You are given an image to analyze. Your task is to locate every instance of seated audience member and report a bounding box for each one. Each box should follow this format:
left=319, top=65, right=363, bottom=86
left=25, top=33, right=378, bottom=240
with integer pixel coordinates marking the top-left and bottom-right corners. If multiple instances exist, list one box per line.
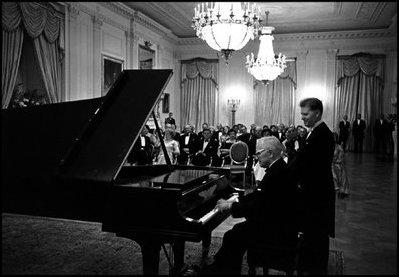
left=198, top=122, right=209, bottom=138
left=155, top=129, right=180, bottom=165
left=297, top=126, right=308, bottom=149
left=332, top=132, right=350, bottom=198
left=220, top=125, right=230, bottom=144
left=276, top=123, right=286, bottom=142
left=283, top=126, right=300, bottom=164
left=270, top=125, right=278, bottom=138
left=214, top=123, right=224, bottom=141
left=261, top=128, right=272, bottom=137
left=127, top=125, right=154, bottom=165
left=178, top=124, right=199, bottom=164
left=262, top=125, right=269, bottom=130
left=238, top=125, right=251, bottom=145
left=248, top=126, right=263, bottom=158
left=191, top=128, right=220, bottom=166
left=220, top=128, right=238, bottom=165
left=165, top=123, right=180, bottom=141
left=196, top=136, right=298, bottom=275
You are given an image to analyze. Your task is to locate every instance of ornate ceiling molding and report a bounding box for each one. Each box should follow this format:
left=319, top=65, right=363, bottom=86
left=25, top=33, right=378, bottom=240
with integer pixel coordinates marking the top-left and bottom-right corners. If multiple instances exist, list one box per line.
left=178, top=29, right=396, bottom=46
left=101, top=2, right=178, bottom=43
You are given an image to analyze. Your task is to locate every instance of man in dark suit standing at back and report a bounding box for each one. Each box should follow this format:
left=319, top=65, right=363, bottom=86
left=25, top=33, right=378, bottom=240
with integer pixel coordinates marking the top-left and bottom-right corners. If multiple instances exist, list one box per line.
left=165, top=112, right=175, bottom=126
left=373, top=113, right=389, bottom=156
left=288, top=98, right=335, bottom=275
left=338, top=115, right=350, bottom=151
left=352, top=113, right=366, bottom=153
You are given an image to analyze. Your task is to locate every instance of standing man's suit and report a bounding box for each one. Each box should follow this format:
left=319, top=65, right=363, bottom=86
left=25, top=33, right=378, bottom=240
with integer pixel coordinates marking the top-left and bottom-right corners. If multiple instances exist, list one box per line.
left=338, top=120, right=350, bottom=151
left=352, top=119, right=366, bottom=153
left=288, top=121, right=335, bottom=274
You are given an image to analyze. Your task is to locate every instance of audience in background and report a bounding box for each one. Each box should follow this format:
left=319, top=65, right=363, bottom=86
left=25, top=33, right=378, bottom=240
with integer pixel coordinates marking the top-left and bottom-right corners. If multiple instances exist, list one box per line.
left=164, top=112, right=175, bottom=126
left=283, top=126, right=300, bottom=164
left=276, top=123, right=286, bottom=142
left=198, top=122, right=209, bottom=138
left=178, top=124, right=199, bottom=165
left=237, top=125, right=250, bottom=145
left=127, top=125, right=154, bottom=165
left=220, top=128, right=238, bottom=165
left=191, top=128, right=220, bottom=166
left=155, top=129, right=180, bottom=165
left=220, top=126, right=230, bottom=144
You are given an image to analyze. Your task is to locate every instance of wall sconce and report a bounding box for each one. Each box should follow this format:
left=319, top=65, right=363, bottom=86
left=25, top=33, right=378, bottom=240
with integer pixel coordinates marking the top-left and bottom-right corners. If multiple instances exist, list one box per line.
left=227, top=99, right=240, bottom=126
left=144, top=41, right=152, bottom=48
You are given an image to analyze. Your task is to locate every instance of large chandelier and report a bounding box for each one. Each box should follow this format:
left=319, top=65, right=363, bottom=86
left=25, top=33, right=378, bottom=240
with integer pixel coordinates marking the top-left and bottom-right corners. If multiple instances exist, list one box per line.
left=246, top=11, right=287, bottom=84
left=192, top=2, right=262, bottom=62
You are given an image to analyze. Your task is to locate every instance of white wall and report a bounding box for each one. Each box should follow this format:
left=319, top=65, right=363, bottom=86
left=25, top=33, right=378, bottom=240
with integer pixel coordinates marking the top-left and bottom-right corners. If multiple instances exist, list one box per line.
left=63, top=2, right=397, bottom=133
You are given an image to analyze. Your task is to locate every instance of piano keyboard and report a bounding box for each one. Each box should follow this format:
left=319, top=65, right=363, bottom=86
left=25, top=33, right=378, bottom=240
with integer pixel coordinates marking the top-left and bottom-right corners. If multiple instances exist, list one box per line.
left=185, top=193, right=239, bottom=224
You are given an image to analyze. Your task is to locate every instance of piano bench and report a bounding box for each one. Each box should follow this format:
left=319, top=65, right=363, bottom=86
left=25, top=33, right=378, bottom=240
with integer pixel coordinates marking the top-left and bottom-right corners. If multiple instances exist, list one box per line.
left=246, top=243, right=297, bottom=275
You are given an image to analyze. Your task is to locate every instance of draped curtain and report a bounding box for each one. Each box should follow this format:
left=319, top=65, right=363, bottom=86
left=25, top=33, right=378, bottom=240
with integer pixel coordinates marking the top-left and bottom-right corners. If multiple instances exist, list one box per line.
left=2, top=2, right=62, bottom=108
left=181, top=58, right=219, bottom=132
left=334, top=54, right=385, bottom=152
left=253, top=60, right=297, bottom=126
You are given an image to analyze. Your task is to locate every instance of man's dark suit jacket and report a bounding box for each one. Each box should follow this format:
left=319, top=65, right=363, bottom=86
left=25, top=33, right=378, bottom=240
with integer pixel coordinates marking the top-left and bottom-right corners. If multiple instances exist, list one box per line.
left=178, top=133, right=199, bottom=163
left=191, top=137, right=219, bottom=166
left=127, top=135, right=153, bottom=165
left=288, top=122, right=335, bottom=238
left=338, top=120, right=350, bottom=140
left=238, top=133, right=251, bottom=145
left=275, top=132, right=286, bottom=143
left=165, top=117, right=175, bottom=125
left=352, top=119, right=366, bottom=138
left=230, top=158, right=298, bottom=245
left=373, top=119, right=389, bottom=139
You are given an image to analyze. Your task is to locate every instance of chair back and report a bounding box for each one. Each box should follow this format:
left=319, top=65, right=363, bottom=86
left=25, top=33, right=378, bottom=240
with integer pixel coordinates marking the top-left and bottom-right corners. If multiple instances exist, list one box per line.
left=229, top=141, right=248, bottom=165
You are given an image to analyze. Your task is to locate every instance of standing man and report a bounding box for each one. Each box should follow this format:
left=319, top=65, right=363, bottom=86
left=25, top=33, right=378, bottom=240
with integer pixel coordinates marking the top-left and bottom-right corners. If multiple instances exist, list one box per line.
left=373, top=113, right=388, bottom=159
left=288, top=98, right=335, bottom=275
left=164, top=112, right=176, bottom=126
left=352, top=113, right=366, bottom=153
left=338, top=115, right=351, bottom=151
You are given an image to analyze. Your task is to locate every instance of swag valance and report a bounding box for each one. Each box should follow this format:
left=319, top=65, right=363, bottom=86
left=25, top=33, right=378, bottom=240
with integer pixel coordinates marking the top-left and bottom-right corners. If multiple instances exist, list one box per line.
left=181, top=58, right=219, bottom=88
left=2, top=2, right=61, bottom=43
left=337, top=54, right=384, bottom=85
left=253, top=60, right=297, bottom=89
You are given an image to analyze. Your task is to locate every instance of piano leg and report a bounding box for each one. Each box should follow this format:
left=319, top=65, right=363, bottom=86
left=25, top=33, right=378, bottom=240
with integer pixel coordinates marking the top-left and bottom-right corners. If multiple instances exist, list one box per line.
left=171, top=241, right=185, bottom=274
left=137, top=238, right=161, bottom=275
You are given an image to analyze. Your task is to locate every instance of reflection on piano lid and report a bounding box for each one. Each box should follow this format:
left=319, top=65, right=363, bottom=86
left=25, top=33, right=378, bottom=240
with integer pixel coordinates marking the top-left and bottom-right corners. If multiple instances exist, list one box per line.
left=149, top=169, right=215, bottom=188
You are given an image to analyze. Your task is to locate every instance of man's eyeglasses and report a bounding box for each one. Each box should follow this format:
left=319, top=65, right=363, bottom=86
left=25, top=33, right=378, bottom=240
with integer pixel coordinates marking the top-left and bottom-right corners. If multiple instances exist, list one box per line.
left=254, top=148, right=267, bottom=157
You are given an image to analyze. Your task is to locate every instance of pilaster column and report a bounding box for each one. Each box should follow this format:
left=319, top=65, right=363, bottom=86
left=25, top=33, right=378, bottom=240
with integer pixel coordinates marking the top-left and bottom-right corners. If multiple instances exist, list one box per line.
left=326, top=49, right=339, bottom=130
left=92, top=15, right=102, bottom=97
left=295, top=50, right=308, bottom=126
left=66, top=3, right=80, bottom=101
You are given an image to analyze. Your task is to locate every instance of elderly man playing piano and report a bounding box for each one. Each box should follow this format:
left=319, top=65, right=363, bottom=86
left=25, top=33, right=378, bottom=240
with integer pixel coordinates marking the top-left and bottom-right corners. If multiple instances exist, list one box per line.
left=192, top=136, right=298, bottom=275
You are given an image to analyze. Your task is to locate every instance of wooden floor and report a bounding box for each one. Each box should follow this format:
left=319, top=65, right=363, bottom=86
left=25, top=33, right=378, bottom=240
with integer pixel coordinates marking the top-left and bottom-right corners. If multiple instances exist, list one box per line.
left=212, top=152, right=397, bottom=275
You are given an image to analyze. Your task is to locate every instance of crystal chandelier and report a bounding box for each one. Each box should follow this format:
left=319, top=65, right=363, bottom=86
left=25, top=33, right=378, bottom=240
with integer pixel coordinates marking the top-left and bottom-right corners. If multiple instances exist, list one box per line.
left=246, top=11, right=287, bottom=84
left=192, top=2, right=262, bottom=62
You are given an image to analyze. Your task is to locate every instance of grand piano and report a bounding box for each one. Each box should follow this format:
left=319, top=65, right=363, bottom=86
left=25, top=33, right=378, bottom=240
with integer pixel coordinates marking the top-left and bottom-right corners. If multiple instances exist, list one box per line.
left=2, top=70, right=239, bottom=275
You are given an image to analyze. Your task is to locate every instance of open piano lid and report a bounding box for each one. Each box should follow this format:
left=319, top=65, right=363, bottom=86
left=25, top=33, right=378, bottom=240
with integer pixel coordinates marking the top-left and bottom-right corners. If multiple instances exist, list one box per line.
left=57, top=69, right=173, bottom=183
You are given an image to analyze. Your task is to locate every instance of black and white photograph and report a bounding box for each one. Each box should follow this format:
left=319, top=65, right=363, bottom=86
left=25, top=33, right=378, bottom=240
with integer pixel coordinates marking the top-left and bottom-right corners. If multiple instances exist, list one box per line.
left=2, top=2, right=397, bottom=276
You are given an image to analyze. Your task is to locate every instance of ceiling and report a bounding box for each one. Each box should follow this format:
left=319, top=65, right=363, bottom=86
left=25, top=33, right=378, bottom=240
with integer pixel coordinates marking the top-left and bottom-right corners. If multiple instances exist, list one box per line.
left=123, top=2, right=397, bottom=38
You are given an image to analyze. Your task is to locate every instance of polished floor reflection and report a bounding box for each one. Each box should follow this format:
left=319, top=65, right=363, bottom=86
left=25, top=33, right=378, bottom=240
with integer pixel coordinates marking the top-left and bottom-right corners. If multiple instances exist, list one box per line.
left=212, top=152, right=397, bottom=275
